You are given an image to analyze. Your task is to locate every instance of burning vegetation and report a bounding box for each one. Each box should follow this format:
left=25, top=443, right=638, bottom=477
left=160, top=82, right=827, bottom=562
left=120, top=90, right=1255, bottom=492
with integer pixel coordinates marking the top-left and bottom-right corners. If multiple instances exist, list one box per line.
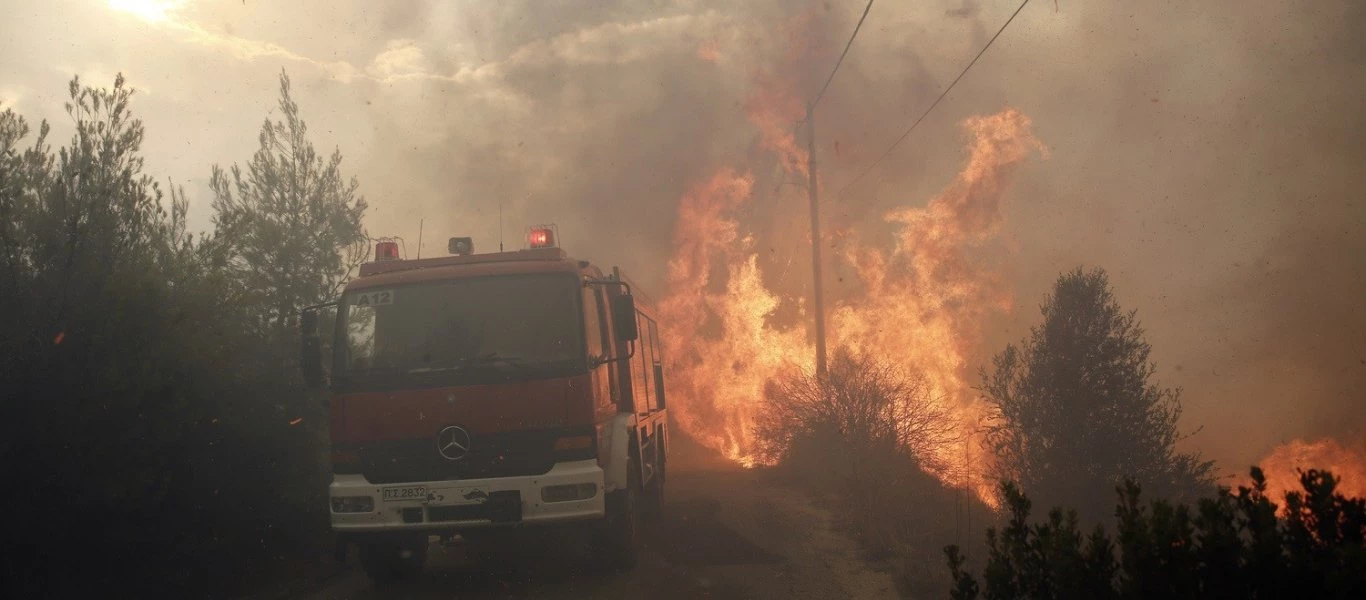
left=4, top=1, right=1365, bottom=597
left=659, top=21, right=1042, bottom=506
left=1256, top=438, right=1366, bottom=515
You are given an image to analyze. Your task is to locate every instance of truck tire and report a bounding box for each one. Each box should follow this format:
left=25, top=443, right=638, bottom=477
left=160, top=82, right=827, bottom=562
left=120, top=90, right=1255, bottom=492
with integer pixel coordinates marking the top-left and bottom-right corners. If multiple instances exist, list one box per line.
left=360, top=536, right=428, bottom=583
left=598, top=457, right=640, bottom=570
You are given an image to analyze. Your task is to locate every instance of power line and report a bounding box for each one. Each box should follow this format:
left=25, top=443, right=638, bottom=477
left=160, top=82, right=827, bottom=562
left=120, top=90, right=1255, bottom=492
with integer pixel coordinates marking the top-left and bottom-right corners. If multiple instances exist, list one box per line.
left=835, top=0, right=1032, bottom=201
left=811, top=0, right=876, bottom=111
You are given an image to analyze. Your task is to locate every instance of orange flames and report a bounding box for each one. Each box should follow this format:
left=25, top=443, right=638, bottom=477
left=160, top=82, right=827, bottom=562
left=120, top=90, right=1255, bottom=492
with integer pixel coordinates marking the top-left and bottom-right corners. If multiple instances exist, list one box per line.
left=832, top=109, right=1040, bottom=496
left=658, top=169, right=814, bottom=465
left=658, top=20, right=1042, bottom=502
left=1253, top=438, right=1366, bottom=511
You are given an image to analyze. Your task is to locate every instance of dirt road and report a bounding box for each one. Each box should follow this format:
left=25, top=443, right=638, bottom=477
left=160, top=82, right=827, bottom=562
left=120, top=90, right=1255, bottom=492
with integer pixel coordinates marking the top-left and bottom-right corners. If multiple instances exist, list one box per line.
left=291, top=443, right=897, bottom=599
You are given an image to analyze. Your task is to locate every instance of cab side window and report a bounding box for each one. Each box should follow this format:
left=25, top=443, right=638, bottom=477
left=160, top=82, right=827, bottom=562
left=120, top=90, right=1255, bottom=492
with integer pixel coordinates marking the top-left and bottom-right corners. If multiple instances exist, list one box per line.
left=650, top=319, right=665, bottom=409
left=629, top=310, right=649, bottom=412
left=638, top=314, right=657, bottom=411
left=582, top=285, right=606, bottom=361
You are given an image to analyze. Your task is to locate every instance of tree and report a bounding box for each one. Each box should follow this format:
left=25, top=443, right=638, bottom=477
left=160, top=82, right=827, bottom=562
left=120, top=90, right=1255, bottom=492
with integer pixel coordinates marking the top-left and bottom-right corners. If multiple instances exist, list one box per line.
left=210, top=69, right=367, bottom=335
left=980, top=267, right=1213, bottom=520
left=0, top=74, right=346, bottom=598
left=943, top=468, right=1366, bottom=599
left=206, top=71, right=362, bottom=561
left=0, top=74, right=226, bottom=595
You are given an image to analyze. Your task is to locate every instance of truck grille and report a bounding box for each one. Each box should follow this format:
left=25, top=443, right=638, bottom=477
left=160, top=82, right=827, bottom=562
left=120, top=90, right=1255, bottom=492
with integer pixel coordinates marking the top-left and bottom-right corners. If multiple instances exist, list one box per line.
left=357, top=429, right=564, bottom=485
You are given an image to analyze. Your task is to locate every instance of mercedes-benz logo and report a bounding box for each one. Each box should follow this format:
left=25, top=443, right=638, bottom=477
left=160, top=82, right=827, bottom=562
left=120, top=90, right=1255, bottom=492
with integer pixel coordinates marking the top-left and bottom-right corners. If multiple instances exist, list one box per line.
left=436, top=425, right=472, bottom=461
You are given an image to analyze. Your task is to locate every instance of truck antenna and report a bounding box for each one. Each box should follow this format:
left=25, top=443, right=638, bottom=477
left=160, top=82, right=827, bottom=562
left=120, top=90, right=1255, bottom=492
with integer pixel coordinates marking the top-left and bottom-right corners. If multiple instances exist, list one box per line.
left=499, top=200, right=505, bottom=252
left=416, top=218, right=424, bottom=259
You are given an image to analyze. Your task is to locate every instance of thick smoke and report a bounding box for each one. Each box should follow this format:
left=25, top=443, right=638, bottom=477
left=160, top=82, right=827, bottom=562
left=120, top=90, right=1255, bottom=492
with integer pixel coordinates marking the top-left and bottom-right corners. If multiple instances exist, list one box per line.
left=5, top=0, right=1362, bottom=475
left=353, top=0, right=1366, bottom=476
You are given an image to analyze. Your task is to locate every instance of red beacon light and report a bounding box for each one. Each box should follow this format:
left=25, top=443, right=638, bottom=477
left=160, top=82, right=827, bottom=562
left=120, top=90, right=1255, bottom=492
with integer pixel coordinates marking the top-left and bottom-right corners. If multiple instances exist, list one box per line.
left=374, top=240, right=400, bottom=262
left=527, top=225, right=558, bottom=249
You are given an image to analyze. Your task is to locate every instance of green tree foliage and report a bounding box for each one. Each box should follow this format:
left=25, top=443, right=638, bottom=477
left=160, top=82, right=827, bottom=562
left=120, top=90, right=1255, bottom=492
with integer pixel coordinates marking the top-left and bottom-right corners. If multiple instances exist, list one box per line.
left=0, top=73, right=353, bottom=597
left=0, top=77, right=200, bottom=515
left=972, top=482, right=1117, bottom=600
left=980, top=267, right=1214, bottom=520
left=210, top=69, right=367, bottom=335
left=945, top=468, right=1366, bottom=599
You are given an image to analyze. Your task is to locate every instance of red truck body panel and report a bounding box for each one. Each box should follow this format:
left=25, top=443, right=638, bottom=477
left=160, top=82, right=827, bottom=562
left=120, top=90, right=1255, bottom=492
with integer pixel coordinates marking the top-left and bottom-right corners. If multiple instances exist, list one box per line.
left=330, top=373, right=596, bottom=443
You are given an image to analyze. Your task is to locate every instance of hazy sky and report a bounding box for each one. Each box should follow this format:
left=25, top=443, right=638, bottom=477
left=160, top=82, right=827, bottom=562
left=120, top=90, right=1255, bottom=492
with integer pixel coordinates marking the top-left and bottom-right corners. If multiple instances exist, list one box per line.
left=3, top=0, right=1363, bottom=477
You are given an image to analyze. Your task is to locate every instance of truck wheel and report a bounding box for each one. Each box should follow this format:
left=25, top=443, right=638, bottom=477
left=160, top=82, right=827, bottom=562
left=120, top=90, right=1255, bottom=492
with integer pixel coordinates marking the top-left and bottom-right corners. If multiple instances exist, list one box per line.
left=360, top=536, right=428, bottom=584
left=599, top=458, right=640, bottom=570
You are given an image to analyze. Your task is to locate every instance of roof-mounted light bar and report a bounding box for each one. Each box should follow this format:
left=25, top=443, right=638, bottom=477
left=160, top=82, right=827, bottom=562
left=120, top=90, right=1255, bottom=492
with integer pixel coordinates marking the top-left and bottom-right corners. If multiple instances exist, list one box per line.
left=448, top=236, right=473, bottom=256
left=374, top=239, right=400, bottom=262
left=527, top=224, right=559, bottom=249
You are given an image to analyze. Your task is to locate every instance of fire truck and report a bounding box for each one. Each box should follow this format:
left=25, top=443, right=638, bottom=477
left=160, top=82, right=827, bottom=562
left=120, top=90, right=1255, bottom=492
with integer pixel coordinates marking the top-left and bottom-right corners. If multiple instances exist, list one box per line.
left=300, top=226, right=668, bottom=581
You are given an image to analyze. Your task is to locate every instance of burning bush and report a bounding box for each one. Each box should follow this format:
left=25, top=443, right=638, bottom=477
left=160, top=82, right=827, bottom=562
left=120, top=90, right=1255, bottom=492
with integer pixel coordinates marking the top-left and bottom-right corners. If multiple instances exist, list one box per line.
left=754, top=347, right=960, bottom=479
left=945, top=467, right=1366, bottom=599
left=755, top=349, right=989, bottom=595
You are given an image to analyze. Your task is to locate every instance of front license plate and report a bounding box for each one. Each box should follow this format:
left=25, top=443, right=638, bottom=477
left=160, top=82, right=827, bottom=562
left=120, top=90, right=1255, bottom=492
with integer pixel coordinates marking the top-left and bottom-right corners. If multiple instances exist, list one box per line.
left=382, top=485, right=427, bottom=502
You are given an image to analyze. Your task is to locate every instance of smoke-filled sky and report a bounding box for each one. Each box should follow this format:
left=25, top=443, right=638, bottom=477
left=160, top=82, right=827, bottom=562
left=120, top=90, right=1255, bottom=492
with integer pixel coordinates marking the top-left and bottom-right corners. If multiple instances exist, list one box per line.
left=3, top=0, right=1363, bottom=478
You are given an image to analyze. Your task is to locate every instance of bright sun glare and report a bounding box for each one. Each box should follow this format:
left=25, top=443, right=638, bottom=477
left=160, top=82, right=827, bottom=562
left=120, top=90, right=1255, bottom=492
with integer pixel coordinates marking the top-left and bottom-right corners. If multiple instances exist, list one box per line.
left=108, top=0, right=182, bottom=24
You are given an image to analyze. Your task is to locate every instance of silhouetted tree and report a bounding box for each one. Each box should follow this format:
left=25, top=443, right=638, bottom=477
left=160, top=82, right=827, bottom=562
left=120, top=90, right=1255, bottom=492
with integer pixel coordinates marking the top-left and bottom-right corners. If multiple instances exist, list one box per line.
left=0, top=74, right=354, bottom=598
left=0, top=75, right=223, bottom=595
left=944, top=468, right=1366, bottom=599
left=210, top=69, right=367, bottom=335
left=975, top=481, right=1118, bottom=600
left=980, top=267, right=1213, bottom=520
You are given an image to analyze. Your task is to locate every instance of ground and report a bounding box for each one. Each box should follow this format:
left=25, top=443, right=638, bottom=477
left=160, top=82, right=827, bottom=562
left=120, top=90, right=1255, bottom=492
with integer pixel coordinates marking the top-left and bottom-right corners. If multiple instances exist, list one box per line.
left=261, top=438, right=902, bottom=600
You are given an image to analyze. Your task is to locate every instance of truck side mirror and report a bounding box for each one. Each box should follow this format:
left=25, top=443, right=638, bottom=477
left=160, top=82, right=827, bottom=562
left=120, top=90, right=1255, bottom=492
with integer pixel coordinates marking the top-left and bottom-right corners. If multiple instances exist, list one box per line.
left=611, top=294, right=638, bottom=342
left=301, top=308, right=324, bottom=388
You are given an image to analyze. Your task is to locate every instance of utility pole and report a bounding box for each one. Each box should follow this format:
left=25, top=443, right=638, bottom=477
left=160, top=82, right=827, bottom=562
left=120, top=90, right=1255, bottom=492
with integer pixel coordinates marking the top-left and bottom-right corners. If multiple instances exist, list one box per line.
left=806, top=101, right=828, bottom=379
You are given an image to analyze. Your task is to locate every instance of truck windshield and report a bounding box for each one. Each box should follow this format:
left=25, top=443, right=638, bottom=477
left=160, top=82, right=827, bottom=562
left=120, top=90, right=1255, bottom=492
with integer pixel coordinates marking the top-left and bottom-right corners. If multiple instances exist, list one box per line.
left=333, top=273, right=584, bottom=388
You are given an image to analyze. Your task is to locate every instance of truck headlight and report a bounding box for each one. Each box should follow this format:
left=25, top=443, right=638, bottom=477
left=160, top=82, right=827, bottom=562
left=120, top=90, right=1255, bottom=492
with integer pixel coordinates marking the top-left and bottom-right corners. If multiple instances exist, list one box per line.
left=552, top=434, right=596, bottom=461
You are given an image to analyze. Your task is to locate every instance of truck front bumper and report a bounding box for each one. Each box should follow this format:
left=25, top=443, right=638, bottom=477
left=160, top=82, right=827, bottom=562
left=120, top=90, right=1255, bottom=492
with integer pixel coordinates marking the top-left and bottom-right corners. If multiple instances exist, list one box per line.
left=328, top=459, right=605, bottom=535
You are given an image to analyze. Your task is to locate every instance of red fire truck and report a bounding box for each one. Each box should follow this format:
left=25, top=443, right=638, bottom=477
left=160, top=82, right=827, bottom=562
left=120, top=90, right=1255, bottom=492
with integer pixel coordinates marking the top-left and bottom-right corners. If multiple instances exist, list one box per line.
left=300, top=226, right=668, bottom=581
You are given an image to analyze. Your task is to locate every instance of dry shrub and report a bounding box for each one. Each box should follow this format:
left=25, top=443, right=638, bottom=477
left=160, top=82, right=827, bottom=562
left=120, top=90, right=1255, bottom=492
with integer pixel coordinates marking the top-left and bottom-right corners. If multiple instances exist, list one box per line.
left=754, top=347, right=989, bottom=596
left=755, top=347, right=960, bottom=478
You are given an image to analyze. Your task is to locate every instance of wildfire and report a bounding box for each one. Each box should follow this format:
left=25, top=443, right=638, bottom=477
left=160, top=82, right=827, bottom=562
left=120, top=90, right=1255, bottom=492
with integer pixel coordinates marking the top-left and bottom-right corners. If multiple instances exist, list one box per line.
left=659, top=18, right=1042, bottom=503
left=658, top=170, right=813, bottom=465
left=1253, top=438, right=1366, bottom=511
left=832, top=108, right=1040, bottom=498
